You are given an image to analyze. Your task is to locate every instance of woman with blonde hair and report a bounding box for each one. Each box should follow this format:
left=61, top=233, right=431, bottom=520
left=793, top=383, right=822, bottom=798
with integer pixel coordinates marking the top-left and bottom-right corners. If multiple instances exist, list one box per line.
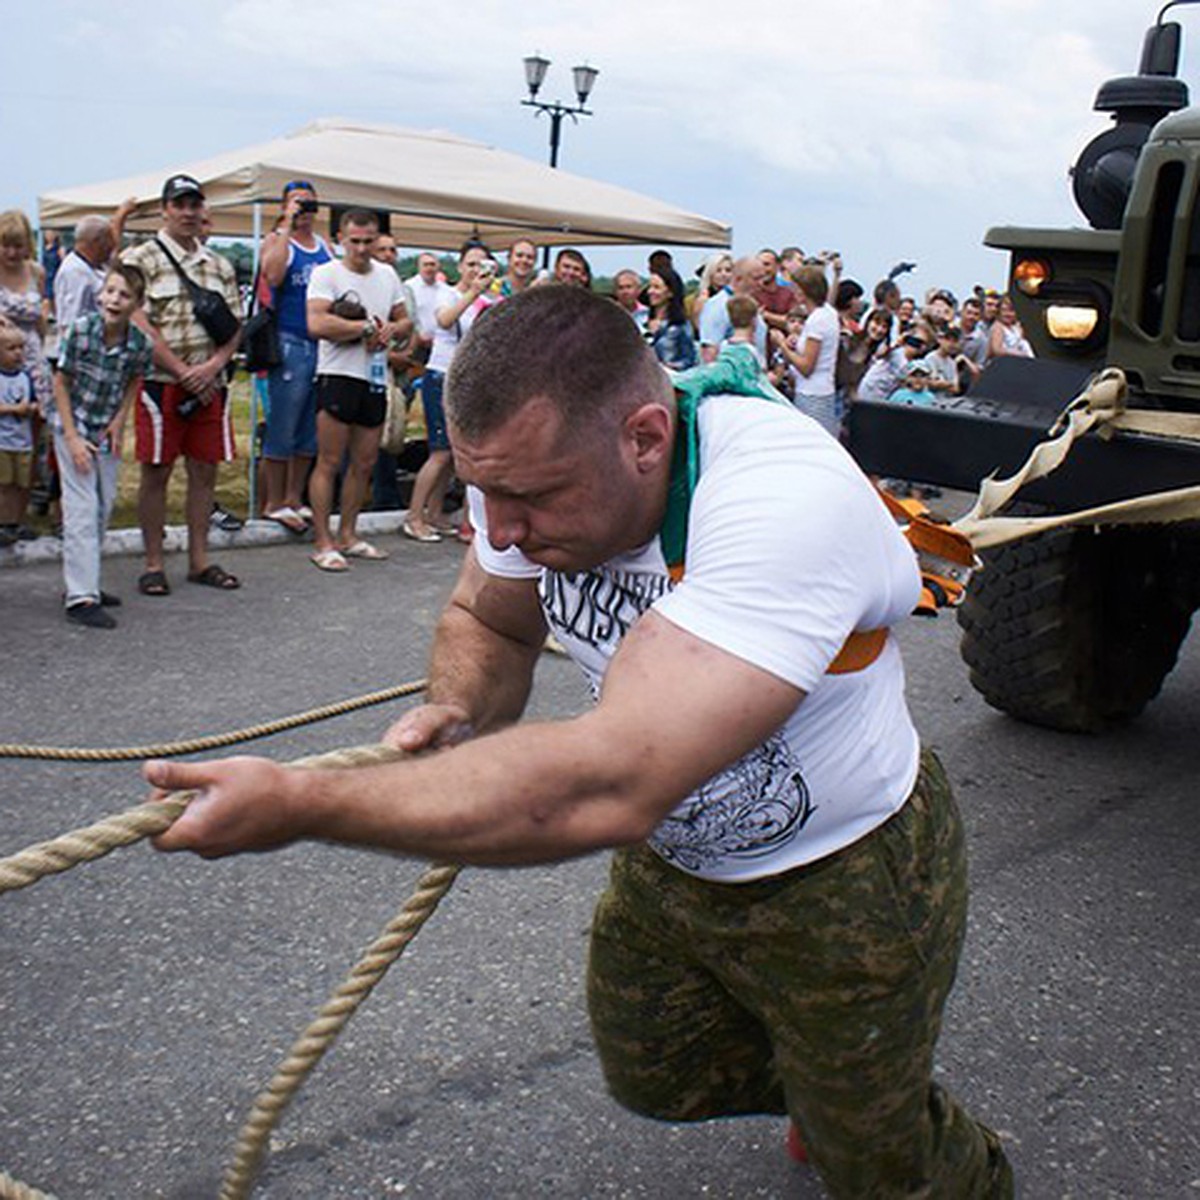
left=688, top=251, right=734, bottom=328
left=0, top=210, right=51, bottom=415
left=987, top=293, right=1034, bottom=360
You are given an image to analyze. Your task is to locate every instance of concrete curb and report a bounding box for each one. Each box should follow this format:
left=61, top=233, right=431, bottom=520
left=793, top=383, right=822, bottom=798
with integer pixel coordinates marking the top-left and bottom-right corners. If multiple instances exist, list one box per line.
left=0, top=509, right=412, bottom=569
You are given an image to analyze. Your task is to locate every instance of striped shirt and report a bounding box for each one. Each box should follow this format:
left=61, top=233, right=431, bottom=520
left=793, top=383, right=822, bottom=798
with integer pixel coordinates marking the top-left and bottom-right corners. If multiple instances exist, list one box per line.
left=122, top=232, right=242, bottom=382
left=53, top=312, right=152, bottom=443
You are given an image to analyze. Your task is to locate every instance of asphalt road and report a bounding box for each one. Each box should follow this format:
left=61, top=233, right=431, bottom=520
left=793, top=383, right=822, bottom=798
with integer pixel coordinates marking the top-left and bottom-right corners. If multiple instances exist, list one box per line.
left=1, top=534, right=1198, bottom=1199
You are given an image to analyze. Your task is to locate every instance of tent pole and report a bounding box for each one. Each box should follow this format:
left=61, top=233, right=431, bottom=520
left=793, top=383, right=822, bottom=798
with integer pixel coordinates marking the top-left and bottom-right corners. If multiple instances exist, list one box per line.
left=248, top=202, right=262, bottom=521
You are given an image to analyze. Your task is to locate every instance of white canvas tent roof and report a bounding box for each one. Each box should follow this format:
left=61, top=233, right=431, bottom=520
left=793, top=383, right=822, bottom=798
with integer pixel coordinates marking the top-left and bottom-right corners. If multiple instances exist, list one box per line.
left=38, top=118, right=731, bottom=250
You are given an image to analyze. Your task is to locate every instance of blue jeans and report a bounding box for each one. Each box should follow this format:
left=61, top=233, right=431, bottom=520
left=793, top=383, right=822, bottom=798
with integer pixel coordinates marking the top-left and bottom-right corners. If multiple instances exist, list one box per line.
left=264, top=332, right=318, bottom=459
left=420, top=370, right=450, bottom=451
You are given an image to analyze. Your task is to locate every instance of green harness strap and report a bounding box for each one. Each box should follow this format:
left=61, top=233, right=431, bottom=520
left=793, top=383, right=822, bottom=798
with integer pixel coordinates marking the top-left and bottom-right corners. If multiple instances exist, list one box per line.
left=659, top=348, right=790, bottom=578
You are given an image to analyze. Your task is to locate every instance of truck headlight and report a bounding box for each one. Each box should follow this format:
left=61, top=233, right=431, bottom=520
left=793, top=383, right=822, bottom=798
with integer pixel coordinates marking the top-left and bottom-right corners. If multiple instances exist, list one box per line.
left=1046, top=304, right=1101, bottom=341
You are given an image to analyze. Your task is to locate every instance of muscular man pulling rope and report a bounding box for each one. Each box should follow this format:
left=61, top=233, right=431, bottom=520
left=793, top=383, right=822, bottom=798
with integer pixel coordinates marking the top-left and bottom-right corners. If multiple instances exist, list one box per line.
left=147, top=287, right=1013, bottom=1199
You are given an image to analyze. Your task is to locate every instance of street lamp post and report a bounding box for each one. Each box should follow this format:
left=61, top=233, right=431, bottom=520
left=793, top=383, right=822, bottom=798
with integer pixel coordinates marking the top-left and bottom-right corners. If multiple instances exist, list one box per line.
left=522, top=55, right=599, bottom=265
left=521, top=55, right=599, bottom=168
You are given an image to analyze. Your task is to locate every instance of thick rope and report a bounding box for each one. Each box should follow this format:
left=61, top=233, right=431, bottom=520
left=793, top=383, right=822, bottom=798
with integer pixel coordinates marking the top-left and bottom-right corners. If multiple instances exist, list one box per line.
left=0, top=743, right=413, bottom=895
left=1, top=742, right=462, bottom=1200
left=0, top=1170, right=56, bottom=1200
left=219, top=861, right=460, bottom=1200
left=0, top=680, right=428, bottom=762
left=0, top=795, right=188, bottom=895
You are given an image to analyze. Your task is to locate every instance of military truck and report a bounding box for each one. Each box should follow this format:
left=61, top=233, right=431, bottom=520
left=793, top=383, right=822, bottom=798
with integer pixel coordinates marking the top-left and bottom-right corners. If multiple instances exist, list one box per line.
left=847, top=7, right=1200, bottom=732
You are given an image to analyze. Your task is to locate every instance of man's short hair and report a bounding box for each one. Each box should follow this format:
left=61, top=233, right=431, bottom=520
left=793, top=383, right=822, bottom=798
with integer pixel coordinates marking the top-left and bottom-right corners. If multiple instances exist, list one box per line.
left=874, top=279, right=901, bottom=306
left=726, top=295, right=759, bottom=330
left=793, top=265, right=829, bottom=306
left=74, top=214, right=110, bottom=245
left=447, top=287, right=666, bottom=445
left=339, top=208, right=380, bottom=232
left=835, top=279, right=863, bottom=311
left=105, top=261, right=146, bottom=304
left=555, top=247, right=589, bottom=269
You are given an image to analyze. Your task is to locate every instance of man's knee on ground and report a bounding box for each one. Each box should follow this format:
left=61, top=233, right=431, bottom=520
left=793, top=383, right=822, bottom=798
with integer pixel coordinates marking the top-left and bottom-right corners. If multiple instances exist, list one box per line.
left=603, top=1073, right=724, bottom=1124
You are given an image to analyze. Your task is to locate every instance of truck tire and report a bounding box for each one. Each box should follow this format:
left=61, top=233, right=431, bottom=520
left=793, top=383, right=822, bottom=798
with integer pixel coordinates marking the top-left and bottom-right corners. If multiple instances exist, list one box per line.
left=956, top=526, right=1197, bottom=732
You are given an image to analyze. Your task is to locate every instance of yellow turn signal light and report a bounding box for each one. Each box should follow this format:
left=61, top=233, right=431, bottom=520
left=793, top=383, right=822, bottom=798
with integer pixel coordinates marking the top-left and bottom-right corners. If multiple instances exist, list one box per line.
left=1013, top=258, right=1052, bottom=296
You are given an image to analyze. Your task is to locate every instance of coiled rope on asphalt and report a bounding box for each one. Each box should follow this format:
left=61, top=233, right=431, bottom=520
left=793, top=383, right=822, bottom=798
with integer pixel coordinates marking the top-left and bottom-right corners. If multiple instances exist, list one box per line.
left=0, top=741, right=460, bottom=1200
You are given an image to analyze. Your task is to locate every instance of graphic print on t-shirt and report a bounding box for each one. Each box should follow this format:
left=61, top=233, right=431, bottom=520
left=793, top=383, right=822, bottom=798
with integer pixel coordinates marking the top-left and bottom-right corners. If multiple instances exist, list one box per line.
left=649, top=733, right=816, bottom=871
left=539, top=567, right=670, bottom=653
left=539, top=564, right=816, bottom=868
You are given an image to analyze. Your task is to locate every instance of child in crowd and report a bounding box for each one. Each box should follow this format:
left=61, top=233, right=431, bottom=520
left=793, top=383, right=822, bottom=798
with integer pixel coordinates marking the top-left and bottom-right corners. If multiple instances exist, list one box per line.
left=857, top=328, right=931, bottom=402
left=921, top=325, right=967, bottom=396
left=767, top=306, right=806, bottom=397
left=0, top=322, right=36, bottom=546
left=51, top=263, right=151, bottom=628
left=889, top=360, right=936, bottom=407
left=723, top=295, right=767, bottom=368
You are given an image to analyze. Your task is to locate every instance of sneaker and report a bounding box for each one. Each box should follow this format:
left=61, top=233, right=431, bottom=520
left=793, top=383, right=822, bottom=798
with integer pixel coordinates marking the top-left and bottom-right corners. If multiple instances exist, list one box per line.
left=0, top=525, right=16, bottom=548
left=66, top=602, right=117, bottom=629
left=210, top=504, right=244, bottom=532
left=15, top=524, right=37, bottom=541
left=61, top=590, right=122, bottom=607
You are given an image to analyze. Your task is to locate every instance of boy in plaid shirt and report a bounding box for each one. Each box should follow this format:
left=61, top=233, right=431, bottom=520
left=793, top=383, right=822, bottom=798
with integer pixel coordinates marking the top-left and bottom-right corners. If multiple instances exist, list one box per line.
left=52, top=263, right=151, bottom=628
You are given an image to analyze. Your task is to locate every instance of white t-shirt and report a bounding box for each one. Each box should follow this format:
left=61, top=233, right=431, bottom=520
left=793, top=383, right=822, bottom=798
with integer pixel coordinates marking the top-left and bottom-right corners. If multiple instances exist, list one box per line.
left=307, top=259, right=405, bottom=381
left=469, top=395, right=922, bottom=882
left=405, top=275, right=449, bottom=339
left=857, top=345, right=906, bottom=402
left=794, top=303, right=839, bottom=396
left=428, top=289, right=495, bottom=374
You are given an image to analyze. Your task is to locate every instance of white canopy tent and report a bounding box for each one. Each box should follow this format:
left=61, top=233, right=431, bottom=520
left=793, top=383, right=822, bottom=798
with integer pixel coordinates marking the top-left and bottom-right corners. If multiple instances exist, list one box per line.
left=38, top=118, right=732, bottom=250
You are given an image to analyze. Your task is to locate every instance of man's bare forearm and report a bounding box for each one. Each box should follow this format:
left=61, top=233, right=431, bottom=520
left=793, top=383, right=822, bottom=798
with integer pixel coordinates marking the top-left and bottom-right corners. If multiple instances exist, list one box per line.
left=425, top=601, right=542, bottom=734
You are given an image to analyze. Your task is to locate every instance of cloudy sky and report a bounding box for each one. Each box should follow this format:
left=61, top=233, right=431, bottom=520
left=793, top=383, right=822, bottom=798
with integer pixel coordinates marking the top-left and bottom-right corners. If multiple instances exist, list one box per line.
left=2, top=1, right=1187, bottom=297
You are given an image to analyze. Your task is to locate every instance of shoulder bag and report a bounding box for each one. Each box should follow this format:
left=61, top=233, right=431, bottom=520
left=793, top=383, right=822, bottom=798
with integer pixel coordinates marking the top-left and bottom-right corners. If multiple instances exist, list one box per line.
left=242, top=267, right=281, bottom=372
left=155, top=236, right=241, bottom=346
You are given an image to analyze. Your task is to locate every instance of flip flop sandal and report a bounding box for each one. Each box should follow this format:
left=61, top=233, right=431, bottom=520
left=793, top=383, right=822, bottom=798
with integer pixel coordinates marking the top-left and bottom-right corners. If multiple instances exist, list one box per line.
left=402, top=520, right=442, bottom=543
left=265, top=506, right=308, bottom=535
left=310, top=548, right=350, bottom=572
left=341, top=539, right=389, bottom=560
left=138, top=570, right=171, bottom=597
left=187, top=564, right=241, bottom=590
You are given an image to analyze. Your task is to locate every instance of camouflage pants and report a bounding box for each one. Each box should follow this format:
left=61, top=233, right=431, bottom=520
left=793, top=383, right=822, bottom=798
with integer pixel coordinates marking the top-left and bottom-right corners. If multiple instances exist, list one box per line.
left=587, top=749, right=1013, bottom=1199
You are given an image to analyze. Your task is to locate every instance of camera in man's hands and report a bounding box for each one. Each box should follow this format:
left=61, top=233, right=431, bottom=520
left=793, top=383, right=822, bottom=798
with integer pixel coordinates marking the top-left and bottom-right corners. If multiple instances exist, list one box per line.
left=295, top=199, right=319, bottom=215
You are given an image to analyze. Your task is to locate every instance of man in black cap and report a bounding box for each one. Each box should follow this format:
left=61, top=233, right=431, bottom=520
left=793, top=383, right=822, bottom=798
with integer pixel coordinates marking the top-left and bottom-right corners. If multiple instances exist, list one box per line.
left=122, top=175, right=243, bottom=596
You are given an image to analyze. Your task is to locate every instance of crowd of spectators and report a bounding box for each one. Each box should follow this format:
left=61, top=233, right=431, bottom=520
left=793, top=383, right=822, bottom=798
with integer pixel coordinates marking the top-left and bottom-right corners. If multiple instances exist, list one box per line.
left=0, top=180, right=1037, bottom=628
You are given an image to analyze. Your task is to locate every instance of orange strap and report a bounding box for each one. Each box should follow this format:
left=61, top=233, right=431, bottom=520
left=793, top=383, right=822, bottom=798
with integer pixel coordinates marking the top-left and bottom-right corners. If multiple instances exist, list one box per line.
left=827, top=627, right=888, bottom=675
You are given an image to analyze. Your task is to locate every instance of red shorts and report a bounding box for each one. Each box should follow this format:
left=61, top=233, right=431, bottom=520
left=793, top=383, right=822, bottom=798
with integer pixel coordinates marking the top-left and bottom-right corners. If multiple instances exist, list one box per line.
left=136, top=381, right=237, bottom=466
